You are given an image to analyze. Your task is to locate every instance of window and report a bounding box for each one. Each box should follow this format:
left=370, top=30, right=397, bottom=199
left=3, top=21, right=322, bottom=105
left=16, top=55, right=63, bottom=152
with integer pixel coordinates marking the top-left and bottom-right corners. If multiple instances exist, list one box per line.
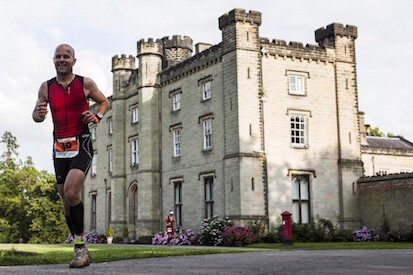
left=108, top=118, right=113, bottom=135
left=202, top=80, right=212, bottom=100
left=204, top=176, right=214, bottom=218
left=108, top=147, right=113, bottom=174
left=173, top=93, right=181, bottom=111
left=173, top=128, right=181, bottom=157
left=203, top=119, right=212, bottom=150
left=107, top=190, right=111, bottom=228
left=132, top=106, right=138, bottom=124
left=91, top=194, right=97, bottom=230
left=292, top=175, right=310, bottom=224
left=290, top=115, right=307, bottom=147
left=289, top=75, right=305, bottom=95
left=91, top=127, right=97, bottom=140
left=174, top=181, right=182, bottom=227
left=131, top=139, right=139, bottom=165
left=91, top=155, right=97, bottom=176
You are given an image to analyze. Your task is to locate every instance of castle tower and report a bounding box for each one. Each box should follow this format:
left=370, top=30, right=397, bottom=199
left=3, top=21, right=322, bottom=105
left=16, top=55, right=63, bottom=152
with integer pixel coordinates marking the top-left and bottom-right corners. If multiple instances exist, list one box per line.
left=315, top=24, right=363, bottom=229
left=112, top=54, right=135, bottom=94
left=161, top=35, right=193, bottom=68
left=135, top=38, right=163, bottom=235
left=219, top=9, right=267, bottom=225
left=110, top=54, right=136, bottom=236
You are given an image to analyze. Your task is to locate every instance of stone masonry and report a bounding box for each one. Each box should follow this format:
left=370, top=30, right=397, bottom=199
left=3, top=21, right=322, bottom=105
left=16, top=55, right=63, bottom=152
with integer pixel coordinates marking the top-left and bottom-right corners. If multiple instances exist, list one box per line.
left=83, top=8, right=413, bottom=241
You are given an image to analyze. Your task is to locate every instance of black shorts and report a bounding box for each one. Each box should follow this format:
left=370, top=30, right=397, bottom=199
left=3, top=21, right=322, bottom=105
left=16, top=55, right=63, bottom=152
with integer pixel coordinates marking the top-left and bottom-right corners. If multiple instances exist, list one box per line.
left=53, top=132, right=93, bottom=184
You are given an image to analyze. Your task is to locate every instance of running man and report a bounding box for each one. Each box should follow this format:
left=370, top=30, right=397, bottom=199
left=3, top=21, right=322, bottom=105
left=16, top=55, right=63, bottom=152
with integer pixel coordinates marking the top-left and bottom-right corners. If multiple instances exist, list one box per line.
left=32, top=44, right=109, bottom=268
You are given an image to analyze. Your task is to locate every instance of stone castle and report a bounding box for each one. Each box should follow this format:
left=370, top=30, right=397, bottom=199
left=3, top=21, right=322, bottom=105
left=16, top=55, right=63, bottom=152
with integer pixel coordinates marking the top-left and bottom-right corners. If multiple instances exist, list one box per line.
left=84, top=8, right=413, bottom=241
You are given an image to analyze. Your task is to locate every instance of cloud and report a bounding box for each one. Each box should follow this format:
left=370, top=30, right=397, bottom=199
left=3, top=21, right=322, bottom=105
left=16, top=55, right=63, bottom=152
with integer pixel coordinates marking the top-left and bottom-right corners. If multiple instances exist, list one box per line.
left=0, top=0, right=412, bottom=174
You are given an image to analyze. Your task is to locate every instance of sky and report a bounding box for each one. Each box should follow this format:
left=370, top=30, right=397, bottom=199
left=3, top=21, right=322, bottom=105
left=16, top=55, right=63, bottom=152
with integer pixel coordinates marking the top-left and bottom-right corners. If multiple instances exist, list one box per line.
left=0, top=0, right=412, bottom=173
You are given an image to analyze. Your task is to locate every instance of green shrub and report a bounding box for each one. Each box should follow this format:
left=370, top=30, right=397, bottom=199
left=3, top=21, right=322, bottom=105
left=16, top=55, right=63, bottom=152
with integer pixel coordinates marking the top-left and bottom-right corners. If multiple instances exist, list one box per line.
left=198, top=216, right=232, bottom=246
left=261, top=223, right=282, bottom=243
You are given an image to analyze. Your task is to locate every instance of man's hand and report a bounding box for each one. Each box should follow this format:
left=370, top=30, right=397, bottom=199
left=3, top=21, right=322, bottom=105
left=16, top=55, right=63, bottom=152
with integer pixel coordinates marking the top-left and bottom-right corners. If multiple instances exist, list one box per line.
left=33, top=102, right=48, bottom=122
left=81, top=110, right=100, bottom=124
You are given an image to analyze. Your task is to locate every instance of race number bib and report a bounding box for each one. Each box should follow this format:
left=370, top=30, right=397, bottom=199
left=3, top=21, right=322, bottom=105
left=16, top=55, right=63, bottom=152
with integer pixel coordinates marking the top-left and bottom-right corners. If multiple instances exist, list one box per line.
left=54, top=137, right=79, bottom=158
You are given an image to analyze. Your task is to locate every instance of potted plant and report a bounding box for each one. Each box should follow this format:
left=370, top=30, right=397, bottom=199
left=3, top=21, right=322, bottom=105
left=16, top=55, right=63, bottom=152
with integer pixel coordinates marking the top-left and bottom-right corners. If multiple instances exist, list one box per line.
left=123, top=224, right=129, bottom=244
left=107, top=225, right=113, bottom=244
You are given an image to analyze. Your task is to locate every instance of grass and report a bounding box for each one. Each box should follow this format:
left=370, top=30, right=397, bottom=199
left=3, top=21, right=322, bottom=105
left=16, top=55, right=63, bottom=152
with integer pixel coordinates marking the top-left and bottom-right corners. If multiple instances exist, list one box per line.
left=248, top=242, right=413, bottom=250
left=2, top=242, right=413, bottom=266
left=0, top=243, right=251, bottom=266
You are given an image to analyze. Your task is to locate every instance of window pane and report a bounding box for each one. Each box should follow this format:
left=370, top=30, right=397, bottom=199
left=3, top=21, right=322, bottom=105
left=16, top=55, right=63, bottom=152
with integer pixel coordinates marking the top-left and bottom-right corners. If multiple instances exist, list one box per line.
left=300, top=178, right=309, bottom=200
left=292, top=202, right=300, bottom=223
left=292, top=178, right=299, bottom=199
left=301, top=202, right=309, bottom=223
left=205, top=182, right=211, bottom=200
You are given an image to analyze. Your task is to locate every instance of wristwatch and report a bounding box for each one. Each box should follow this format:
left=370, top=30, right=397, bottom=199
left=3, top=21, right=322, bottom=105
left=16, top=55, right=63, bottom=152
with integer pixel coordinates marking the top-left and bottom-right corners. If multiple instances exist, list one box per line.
left=96, top=112, right=104, bottom=122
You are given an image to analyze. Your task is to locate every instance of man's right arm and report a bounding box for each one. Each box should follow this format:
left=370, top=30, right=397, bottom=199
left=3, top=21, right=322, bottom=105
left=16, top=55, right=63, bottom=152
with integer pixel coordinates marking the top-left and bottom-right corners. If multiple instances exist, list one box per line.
left=32, top=82, right=48, bottom=122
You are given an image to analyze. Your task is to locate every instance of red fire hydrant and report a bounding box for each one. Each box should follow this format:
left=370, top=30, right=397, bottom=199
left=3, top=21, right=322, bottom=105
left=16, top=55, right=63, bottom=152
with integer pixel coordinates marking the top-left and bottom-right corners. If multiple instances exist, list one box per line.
left=281, top=211, right=293, bottom=246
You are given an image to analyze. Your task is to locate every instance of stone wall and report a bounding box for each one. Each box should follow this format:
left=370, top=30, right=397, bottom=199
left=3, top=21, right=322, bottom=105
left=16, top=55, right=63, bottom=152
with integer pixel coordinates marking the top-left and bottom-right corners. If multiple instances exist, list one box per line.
left=358, top=173, right=413, bottom=233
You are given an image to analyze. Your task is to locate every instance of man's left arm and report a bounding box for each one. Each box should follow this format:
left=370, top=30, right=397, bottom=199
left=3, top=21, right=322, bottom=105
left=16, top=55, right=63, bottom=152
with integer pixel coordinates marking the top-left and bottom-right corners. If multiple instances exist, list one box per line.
left=82, top=77, right=110, bottom=124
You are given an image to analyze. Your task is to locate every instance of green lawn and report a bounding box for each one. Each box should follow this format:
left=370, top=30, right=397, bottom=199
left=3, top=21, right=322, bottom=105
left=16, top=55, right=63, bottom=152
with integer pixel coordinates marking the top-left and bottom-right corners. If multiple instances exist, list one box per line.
left=1, top=242, right=413, bottom=266
left=0, top=244, right=251, bottom=266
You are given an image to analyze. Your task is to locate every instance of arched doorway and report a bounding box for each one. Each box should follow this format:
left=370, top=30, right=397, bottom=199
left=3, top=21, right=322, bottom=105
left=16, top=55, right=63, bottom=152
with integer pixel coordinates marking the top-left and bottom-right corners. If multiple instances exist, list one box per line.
left=128, top=181, right=138, bottom=238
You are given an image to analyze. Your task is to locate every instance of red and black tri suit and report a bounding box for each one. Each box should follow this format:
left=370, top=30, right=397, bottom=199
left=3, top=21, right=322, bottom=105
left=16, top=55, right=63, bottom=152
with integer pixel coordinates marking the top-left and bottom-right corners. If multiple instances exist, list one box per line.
left=47, top=75, right=93, bottom=184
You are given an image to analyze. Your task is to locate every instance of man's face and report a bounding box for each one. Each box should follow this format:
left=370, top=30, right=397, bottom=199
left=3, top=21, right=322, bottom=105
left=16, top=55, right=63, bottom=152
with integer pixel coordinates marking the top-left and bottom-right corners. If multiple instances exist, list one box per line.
left=53, top=45, right=76, bottom=76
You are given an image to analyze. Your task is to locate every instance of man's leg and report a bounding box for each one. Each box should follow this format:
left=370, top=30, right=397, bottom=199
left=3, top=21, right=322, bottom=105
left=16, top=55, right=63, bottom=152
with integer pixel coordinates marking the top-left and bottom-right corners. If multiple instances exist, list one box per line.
left=64, top=168, right=90, bottom=268
left=57, top=184, right=75, bottom=238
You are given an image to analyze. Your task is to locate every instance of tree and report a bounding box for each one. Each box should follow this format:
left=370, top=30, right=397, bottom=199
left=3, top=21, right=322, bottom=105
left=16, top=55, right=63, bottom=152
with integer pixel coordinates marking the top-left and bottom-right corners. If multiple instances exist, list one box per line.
left=369, top=126, right=399, bottom=138
left=1, top=131, right=20, bottom=170
left=369, top=127, right=384, bottom=137
left=0, top=131, right=67, bottom=243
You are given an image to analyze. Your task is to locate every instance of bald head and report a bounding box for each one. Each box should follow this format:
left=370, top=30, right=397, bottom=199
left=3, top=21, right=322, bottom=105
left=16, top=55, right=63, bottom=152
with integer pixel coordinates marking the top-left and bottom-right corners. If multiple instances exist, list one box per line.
left=54, top=44, right=75, bottom=58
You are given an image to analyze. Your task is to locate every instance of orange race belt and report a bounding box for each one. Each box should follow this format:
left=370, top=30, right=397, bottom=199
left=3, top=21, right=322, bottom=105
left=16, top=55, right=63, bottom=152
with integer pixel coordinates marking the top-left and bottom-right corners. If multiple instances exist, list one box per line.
left=54, top=137, right=80, bottom=158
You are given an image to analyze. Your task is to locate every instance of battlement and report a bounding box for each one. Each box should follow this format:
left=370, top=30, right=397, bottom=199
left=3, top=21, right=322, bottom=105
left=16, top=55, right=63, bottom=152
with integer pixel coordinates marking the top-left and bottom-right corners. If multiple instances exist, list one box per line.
left=315, top=23, right=357, bottom=45
left=161, top=43, right=222, bottom=85
left=261, top=37, right=324, bottom=52
left=219, top=8, right=261, bottom=30
left=111, top=54, right=135, bottom=71
left=137, top=38, right=163, bottom=57
left=162, top=35, right=193, bottom=51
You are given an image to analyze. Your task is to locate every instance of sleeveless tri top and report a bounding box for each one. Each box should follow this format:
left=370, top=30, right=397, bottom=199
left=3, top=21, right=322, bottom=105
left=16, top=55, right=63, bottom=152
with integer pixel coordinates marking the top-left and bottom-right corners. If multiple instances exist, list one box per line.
left=47, top=75, right=89, bottom=139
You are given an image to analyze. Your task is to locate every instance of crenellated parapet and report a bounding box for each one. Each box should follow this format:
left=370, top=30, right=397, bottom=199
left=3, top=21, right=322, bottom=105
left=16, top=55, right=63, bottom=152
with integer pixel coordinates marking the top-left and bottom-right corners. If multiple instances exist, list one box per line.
left=162, top=35, right=193, bottom=51
left=315, top=23, right=357, bottom=47
left=111, top=54, right=135, bottom=72
left=161, top=43, right=222, bottom=85
left=260, top=37, right=333, bottom=64
left=161, top=35, right=193, bottom=69
left=137, top=38, right=163, bottom=57
left=218, top=8, right=261, bottom=30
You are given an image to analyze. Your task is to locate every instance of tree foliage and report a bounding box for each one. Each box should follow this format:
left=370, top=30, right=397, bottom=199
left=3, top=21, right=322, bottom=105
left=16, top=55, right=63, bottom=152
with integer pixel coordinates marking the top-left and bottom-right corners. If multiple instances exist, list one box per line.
left=0, top=131, right=67, bottom=243
left=369, top=126, right=398, bottom=138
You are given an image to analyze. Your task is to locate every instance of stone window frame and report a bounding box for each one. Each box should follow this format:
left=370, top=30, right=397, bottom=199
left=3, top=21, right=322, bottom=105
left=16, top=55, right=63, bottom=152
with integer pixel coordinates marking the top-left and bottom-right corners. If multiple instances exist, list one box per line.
left=169, top=88, right=182, bottom=112
left=107, top=117, right=113, bottom=135
left=169, top=123, right=182, bottom=158
left=199, top=113, right=214, bottom=151
left=128, top=135, right=139, bottom=166
left=170, top=177, right=184, bottom=227
left=198, top=75, right=213, bottom=102
left=287, top=109, right=311, bottom=148
left=289, top=173, right=312, bottom=224
left=89, top=191, right=97, bottom=230
left=90, top=125, right=97, bottom=140
left=286, top=70, right=310, bottom=96
left=129, top=103, right=139, bottom=124
left=107, top=145, right=113, bottom=175
left=199, top=171, right=215, bottom=219
left=91, top=151, right=97, bottom=177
